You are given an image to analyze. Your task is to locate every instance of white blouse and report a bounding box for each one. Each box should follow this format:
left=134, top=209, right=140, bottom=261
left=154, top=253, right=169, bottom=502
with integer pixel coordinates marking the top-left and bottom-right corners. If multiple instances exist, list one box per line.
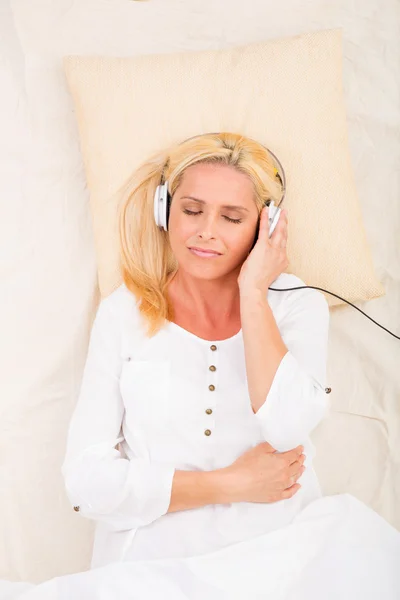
left=61, top=272, right=331, bottom=570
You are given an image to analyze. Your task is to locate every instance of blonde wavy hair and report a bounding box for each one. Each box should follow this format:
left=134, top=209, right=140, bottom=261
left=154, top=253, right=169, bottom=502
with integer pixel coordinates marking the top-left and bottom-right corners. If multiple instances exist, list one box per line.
left=117, top=132, right=283, bottom=337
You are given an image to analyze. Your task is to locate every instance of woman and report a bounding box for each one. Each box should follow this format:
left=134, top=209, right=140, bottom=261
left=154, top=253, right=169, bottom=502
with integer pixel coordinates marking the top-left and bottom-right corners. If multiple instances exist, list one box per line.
left=2, top=132, right=399, bottom=599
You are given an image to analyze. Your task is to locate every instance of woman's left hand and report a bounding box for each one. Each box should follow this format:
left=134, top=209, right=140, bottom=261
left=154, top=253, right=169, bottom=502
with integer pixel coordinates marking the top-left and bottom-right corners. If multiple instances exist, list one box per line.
left=237, top=205, right=289, bottom=296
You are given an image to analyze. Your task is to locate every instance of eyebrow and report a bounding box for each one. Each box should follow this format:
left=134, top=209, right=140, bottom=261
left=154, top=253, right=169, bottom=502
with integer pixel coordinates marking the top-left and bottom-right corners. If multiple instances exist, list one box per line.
left=179, top=196, right=250, bottom=213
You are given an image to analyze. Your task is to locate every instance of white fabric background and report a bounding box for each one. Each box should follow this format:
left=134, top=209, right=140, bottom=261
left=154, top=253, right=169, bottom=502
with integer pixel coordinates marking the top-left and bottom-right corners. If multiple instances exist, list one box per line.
left=0, top=0, right=399, bottom=585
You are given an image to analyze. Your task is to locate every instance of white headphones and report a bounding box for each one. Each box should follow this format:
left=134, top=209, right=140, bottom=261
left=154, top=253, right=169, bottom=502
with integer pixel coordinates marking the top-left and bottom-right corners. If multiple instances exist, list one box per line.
left=153, top=180, right=170, bottom=232
left=153, top=133, right=286, bottom=238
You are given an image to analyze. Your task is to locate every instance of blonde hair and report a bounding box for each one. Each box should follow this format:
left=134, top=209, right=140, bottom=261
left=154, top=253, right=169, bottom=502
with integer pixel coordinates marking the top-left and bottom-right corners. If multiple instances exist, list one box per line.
left=117, top=132, right=283, bottom=337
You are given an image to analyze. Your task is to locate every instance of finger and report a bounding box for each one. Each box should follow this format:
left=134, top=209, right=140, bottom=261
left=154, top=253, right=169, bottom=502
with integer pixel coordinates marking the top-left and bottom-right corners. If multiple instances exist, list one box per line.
left=276, top=213, right=288, bottom=242
left=281, top=446, right=304, bottom=465
left=281, top=483, right=301, bottom=500
left=288, top=454, right=305, bottom=472
left=285, top=467, right=305, bottom=489
left=279, top=208, right=288, bottom=226
left=269, top=211, right=287, bottom=247
left=283, top=467, right=302, bottom=489
left=285, top=452, right=304, bottom=468
left=279, top=215, right=288, bottom=247
left=288, top=460, right=306, bottom=478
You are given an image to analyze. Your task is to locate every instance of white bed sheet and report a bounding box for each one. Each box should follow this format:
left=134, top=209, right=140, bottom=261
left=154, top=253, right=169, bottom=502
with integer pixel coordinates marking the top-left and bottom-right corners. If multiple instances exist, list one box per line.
left=0, top=0, right=399, bottom=586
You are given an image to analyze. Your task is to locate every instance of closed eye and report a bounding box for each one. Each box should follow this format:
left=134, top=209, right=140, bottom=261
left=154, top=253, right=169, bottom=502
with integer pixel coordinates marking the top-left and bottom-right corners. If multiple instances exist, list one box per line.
left=182, top=209, right=242, bottom=224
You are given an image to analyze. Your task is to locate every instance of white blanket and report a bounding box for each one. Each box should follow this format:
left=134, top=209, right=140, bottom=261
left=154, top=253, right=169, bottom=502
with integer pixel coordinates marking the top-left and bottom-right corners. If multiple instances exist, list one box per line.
left=1, top=494, right=399, bottom=599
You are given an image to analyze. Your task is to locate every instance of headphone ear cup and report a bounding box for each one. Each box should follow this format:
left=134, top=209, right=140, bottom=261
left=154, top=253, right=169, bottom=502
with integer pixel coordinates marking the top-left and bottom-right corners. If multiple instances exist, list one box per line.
left=154, top=181, right=169, bottom=231
left=165, top=191, right=171, bottom=231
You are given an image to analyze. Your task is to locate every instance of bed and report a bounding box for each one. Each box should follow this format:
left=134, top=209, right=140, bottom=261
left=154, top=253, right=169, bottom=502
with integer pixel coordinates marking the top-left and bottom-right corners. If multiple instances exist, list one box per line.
left=0, top=0, right=399, bottom=585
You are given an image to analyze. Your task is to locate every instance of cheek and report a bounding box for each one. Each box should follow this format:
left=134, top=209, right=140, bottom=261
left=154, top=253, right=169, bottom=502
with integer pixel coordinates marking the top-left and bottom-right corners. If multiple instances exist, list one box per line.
left=167, top=215, right=193, bottom=255
left=227, top=227, right=255, bottom=256
left=169, top=214, right=191, bottom=240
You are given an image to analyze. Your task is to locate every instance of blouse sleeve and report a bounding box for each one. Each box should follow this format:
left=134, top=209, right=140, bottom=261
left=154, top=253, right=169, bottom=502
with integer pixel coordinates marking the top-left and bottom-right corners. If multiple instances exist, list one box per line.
left=252, top=285, right=331, bottom=452
left=61, top=296, right=176, bottom=532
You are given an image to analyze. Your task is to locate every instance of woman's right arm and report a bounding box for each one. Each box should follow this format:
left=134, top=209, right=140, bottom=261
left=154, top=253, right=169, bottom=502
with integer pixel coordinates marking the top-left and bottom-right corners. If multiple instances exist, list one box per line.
left=62, top=296, right=177, bottom=532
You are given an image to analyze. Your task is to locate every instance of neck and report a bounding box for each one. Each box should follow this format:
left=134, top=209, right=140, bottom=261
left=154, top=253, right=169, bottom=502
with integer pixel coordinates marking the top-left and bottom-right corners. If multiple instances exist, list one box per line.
left=167, top=268, right=242, bottom=323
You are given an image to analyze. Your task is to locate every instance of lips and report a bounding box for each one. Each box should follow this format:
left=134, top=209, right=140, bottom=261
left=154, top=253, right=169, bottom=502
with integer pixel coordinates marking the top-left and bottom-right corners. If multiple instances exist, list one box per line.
left=189, top=247, right=222, bottom=257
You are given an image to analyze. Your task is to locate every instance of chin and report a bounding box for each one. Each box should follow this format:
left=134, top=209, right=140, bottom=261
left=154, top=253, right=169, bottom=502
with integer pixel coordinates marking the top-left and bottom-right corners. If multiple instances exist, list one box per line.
left=181, top=259, right=239, bottom=282
left=187, top=266, right=222, bottom=279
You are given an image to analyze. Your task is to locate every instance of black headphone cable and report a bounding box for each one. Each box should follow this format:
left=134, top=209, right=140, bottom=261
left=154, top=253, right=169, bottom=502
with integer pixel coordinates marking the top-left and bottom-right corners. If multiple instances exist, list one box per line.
left=268, top=285, right=400, bottom=340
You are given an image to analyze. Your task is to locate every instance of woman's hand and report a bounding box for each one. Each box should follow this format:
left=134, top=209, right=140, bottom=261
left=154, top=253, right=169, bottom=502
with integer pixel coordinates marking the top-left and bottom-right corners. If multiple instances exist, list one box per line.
left=223, top=441, right=306, bottom=504
left=237, top=205, right=289, bottom=296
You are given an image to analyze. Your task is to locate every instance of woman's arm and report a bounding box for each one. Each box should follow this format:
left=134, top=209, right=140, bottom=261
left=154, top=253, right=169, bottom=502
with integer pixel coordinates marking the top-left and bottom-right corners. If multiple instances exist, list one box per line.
left=168, top=443, right=305, bottom=509
left=240, top=280, right=331, bottom=452
left=167, top=468, right=237, bottom=513
left=62, top=296, right=178, bottom=532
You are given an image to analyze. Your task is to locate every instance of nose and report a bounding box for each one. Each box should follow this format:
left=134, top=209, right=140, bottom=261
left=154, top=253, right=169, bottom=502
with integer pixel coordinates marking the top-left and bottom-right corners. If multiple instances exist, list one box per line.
left=198, top=230, right=215, bottom=240
left=197, top=212, right=218, bottom=240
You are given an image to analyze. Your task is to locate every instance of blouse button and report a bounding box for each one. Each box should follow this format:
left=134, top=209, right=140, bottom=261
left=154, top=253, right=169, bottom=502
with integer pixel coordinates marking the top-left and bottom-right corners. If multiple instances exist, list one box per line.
left=210, top=344, right=217, bottom=351
left=208, top=384, right=215, bottom=391
left=205, top=408, right=213, bottom=415
left=204, top=429, right=212, bottom=436
left=209, top=365, right=216, bottom=372
left=73, top=506, right=80, bottom=512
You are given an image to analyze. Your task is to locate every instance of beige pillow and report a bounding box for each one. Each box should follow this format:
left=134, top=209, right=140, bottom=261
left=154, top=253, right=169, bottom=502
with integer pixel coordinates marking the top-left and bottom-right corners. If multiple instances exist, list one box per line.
left=63, top=28, right=384, bottom=306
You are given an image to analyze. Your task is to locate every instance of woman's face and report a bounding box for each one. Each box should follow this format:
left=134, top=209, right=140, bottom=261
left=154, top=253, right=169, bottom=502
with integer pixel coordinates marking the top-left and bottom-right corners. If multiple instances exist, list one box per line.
left=168, top=163, right=259, bottom=280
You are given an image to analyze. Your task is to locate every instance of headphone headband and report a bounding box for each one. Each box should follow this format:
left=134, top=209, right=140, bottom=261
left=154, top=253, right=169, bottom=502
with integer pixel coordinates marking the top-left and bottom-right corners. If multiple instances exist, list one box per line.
left=154, top=132, right=286, bottom=231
